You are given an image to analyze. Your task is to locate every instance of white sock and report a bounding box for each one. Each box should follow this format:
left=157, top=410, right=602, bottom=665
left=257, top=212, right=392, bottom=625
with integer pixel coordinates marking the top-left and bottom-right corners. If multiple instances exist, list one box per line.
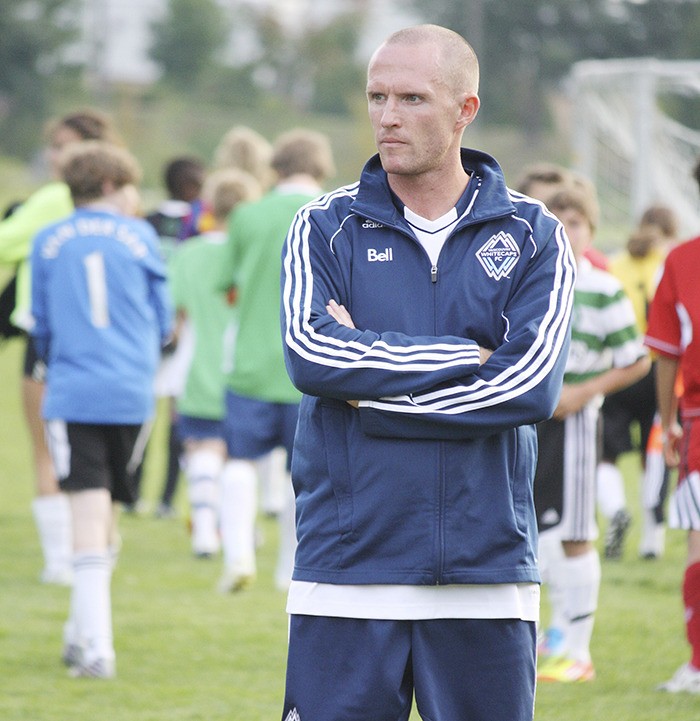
left=596, top=462, right=627, bottom=520
left=538, top=529, right=567, bottom=633
left=32, top=494, right=73, bottom=583
left=274, top=474, right=297, bottom=591
left=639, top=507, right=666, bottom=557
left=561, top=550, right=601, bottom=664
left=72, top=551, right=114, bottom=663
left=220, top=459, right=257, bottom=575
left=257, top=447, right=288, bottom=516
left=186, top=449, right=223, bottom=554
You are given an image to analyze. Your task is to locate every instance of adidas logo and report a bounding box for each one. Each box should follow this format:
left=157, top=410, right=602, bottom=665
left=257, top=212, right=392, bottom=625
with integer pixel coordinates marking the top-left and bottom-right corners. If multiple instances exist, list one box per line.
left=362, top=219, right=383, bottom=228
left=284, top=708, right=301, bottom=721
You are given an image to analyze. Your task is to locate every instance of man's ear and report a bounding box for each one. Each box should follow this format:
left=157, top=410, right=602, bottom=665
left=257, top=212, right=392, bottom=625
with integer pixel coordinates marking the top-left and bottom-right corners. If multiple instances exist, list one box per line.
left=457, top=94, right=480, bottom=130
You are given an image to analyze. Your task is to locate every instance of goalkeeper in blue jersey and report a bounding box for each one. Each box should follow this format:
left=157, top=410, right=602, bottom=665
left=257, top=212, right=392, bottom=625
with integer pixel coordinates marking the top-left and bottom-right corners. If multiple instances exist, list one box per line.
left=30, top=141, right=174, bottom=679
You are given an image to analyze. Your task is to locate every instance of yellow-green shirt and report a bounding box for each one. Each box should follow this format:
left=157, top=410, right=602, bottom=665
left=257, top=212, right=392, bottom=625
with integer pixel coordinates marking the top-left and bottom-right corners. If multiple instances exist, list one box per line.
left=0, top=182, right=73, bottom=330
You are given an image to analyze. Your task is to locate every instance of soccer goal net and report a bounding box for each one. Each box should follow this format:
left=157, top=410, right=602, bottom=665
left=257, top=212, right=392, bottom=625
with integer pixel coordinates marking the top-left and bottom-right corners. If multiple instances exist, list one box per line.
left=569, top=58, right=700, bottom=244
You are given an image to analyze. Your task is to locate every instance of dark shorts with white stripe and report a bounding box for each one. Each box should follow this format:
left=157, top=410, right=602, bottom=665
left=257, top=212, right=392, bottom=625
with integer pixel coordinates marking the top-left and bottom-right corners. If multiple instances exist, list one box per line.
left=45, top=420, right=146, bottom=504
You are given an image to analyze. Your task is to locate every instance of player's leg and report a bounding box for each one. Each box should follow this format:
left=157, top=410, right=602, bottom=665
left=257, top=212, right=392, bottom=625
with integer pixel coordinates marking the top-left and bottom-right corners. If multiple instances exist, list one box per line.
left=533, top=418, right=566, bottom=659
left=274, top=403, right=301, bottom=591
left=282, top=615, right=413, bottom=721
left=25, top=341, right=72, bottom=585
left=659, top=419, right=700, bottom=693
left=597, top=393, right=633, bottom=560
left=537, top=527, right=566, bottom=658
left=640, top=415, right=668, bottom=558
left=257, top=446, right=288, bottom=517
left=413, top=618, right=536, bottom=721
left=179, top=416, right=225, bottom=557
left=69, top=485, right=115, bottom=678
left=220, top=391, right=271, bottom=591
left=219, top=391, right=264, bottom=593
left=58, top=422, right=142, bottom=679
left=539, top=408, right=599, bottom=682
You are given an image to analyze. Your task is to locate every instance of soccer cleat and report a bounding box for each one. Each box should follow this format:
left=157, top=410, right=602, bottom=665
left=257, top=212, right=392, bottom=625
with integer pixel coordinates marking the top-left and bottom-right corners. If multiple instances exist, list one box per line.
left=639, top=524, right=666, bottom=560
left=191, top=521, right=221, bottom=559
left=69, top=657, right=116, bottom=679
left=153, top=502, right=177, bottom=519
left=218, top=569, right=255, bottom=594
left=40, top=566, right=73, bottom=586
left=537, top=627, right=565, bottom=660
left=537, top=656, right=595, bottom=683
left=657, top=663, right=700, bottom=693
left=61, top=643, right=84, bottom=668
left=604, top=509, right=632, bottom=559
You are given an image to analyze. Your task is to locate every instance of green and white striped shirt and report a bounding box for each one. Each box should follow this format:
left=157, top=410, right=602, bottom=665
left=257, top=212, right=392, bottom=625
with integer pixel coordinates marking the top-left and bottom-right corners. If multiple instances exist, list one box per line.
left=565, top=258, right=646, bottom=385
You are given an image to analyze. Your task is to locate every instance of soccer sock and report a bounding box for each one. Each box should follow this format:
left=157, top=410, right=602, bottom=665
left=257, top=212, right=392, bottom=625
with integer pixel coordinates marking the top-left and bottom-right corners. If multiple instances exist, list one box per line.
left=596, top=462, right=627, bottom=520
left=220, top=459, right=258, bottom=575
left=560, top=549, right=601, bottom=664
left=538, top=529, right=567, bottom=635
left=257, top=447, right=288, bottom=516
left=639, top=507, right=665, bottom=557
left=683, top=562, right=700, bottom=669
left=274, top=473, right=297, bottom=591
left=72, top=550, right=114, bottom=663
left=32, top=494, right=73, bottom=583
left=186, top=449, right=223, bottom=553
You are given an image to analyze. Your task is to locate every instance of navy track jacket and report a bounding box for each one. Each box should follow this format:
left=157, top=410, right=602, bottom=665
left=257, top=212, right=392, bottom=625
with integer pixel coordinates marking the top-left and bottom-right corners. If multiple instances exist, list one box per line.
left=282, top=148, right=576, bottom=586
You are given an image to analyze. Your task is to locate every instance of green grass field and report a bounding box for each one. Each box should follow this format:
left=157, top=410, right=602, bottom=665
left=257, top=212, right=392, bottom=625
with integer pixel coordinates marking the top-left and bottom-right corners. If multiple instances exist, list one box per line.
left=0, top=334, right=698, bottom=720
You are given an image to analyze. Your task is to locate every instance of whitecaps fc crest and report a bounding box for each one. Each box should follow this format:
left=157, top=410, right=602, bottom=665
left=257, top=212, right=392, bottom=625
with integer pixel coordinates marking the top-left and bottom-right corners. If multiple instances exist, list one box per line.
left=475, top=231, right=520, bottom=280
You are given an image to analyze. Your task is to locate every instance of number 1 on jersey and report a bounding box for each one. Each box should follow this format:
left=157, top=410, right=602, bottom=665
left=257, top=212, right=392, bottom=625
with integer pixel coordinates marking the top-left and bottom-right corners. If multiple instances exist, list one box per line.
left=83, top=251, right=110, bottom=328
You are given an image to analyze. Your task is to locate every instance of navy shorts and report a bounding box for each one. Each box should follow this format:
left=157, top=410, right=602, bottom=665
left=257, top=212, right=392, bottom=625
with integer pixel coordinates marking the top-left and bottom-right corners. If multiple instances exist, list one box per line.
left=224, top=390, right=299, bottom=469
left=44, top=420, right=146, bottom=505
left=177, top=414, right=225, bottom=442
left=282, top=615, right=536, bottom=721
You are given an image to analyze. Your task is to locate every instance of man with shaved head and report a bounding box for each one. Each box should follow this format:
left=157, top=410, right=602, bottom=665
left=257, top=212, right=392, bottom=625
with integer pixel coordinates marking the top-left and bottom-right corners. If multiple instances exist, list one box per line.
left=279, top=24, right=575, bottom=720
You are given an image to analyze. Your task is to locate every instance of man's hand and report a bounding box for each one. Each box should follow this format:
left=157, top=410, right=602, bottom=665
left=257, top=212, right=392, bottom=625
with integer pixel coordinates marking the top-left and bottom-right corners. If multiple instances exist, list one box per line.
left=479, top=346, right=493, bottom=365
left=327, top=299, right=355, bottom=329
left=327, top=299, right=358, bottom=407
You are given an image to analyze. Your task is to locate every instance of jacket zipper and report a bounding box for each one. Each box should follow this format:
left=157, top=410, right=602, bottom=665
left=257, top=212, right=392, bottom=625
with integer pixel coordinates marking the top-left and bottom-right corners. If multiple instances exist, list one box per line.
left=431, top=264, right=438, bottom=283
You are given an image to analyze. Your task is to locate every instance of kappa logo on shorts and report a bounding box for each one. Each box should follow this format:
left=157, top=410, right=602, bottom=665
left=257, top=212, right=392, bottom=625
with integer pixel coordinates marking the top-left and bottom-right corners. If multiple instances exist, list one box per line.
left=284, top=708, right=301, bottom=721
left=475, top=231, right=520, bottom=280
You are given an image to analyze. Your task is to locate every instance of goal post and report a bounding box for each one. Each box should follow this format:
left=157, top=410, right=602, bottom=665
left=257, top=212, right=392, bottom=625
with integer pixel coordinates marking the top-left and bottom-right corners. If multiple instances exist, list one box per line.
left=569, top=58, right=700, bottom=245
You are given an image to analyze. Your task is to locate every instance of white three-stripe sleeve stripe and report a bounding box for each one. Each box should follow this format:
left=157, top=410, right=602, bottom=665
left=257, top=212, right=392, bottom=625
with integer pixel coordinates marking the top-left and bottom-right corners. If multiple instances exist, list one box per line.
left=366, top=221, right=576, bottom=414
left=283, top=186, right=482, bottom=371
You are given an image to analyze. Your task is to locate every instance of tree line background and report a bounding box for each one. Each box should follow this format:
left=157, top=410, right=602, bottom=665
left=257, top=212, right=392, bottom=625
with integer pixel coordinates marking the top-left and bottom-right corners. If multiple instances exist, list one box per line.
left=1, top=0, right=699, bottom=193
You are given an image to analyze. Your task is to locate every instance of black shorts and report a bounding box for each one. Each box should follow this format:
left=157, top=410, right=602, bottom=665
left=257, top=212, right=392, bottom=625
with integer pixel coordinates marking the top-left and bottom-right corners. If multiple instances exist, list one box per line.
left=44, top=420, right=148, bottom=504
left=533, top=417, right=565, bottom=533
left=601, top=364, right=657, bottom=461
left=23, top=334, right=46, bottom=381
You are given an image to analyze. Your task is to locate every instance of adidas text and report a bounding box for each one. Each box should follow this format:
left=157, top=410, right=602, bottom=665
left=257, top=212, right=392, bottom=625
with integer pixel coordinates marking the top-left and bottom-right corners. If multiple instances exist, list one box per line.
left=367, top=247, right=393, bottom=262
left=362, top=220, right=383, bottom=228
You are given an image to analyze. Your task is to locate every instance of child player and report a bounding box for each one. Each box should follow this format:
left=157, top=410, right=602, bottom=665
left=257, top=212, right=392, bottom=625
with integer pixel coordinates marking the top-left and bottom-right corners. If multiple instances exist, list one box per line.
left=31, top=141, right=173, bottom=678
left=533, top=185, right=650, bottom=682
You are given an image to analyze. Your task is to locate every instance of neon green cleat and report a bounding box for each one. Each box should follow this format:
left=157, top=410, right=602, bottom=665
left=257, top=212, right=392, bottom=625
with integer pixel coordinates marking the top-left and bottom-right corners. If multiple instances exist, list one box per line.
left=537, top=656, right=595, bottom=683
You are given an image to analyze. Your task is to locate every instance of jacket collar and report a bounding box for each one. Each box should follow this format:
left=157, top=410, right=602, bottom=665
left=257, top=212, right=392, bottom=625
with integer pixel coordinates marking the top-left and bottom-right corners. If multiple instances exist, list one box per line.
left=351, top=148, right=516, bottom=228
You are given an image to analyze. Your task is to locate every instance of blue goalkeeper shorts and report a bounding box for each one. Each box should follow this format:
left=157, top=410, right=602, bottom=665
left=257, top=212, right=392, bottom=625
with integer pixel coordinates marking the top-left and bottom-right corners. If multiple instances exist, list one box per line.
left=281, top=615, right=536, bottom=721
